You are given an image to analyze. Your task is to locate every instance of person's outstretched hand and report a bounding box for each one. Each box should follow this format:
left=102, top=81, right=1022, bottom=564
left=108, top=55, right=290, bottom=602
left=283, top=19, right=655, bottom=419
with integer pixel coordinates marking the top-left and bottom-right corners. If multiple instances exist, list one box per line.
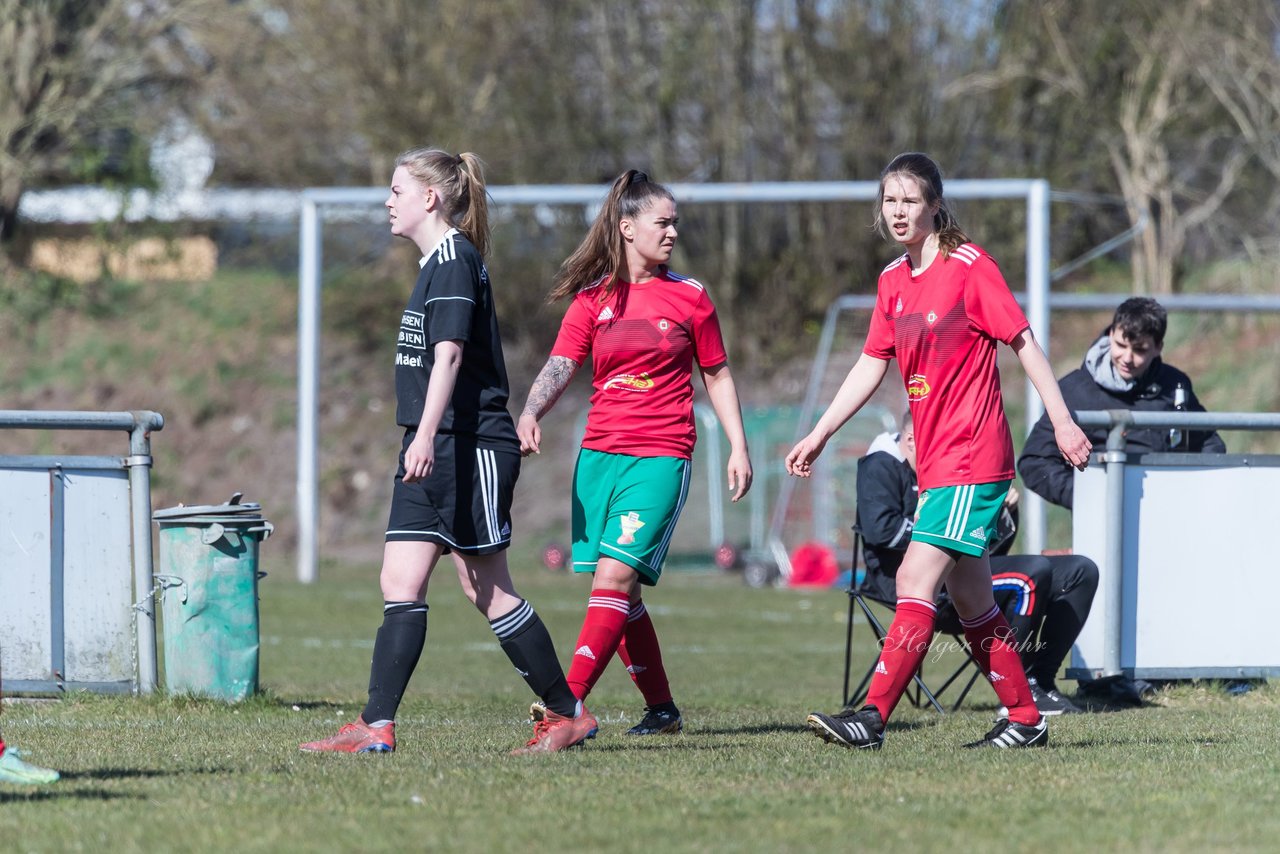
left=785, top=431, right=828, bottom=478
left=517, top=412, right=541, bottom=457
left=1055, top=420, right=1092, bottom=471
left=726, top=449, right=753, bottom=501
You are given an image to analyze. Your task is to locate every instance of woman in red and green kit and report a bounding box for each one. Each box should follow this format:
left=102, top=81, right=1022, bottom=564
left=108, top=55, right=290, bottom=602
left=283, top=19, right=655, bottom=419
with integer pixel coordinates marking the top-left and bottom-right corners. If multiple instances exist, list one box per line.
left=790, top=152, right=1092, bottom=751
left=518, top=169, right=752, bottom=739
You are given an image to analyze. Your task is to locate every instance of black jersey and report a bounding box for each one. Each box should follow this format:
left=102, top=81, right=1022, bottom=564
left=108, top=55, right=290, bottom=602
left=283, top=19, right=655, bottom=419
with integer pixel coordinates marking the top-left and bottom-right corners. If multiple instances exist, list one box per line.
left=394, top=228, right=518, bottom=449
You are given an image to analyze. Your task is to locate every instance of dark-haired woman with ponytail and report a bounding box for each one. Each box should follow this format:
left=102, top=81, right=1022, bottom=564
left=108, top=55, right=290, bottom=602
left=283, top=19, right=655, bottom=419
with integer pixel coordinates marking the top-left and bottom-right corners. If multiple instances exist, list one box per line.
left=789, top=152, right=1092, bottom=751
left=301, top=148, right=596, bottom=756
left=518, top=169, right=752, bottom=738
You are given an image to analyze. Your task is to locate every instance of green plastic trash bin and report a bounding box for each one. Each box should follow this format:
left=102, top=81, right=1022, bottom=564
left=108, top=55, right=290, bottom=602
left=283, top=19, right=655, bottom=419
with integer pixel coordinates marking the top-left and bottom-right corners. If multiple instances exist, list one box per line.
left=153, top=493, right=273, bottom=701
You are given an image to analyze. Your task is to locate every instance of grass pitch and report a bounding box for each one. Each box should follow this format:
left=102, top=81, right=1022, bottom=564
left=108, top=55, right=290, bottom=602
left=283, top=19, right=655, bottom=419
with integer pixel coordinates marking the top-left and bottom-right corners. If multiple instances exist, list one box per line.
left=2, top=555, right=1278, bottom=852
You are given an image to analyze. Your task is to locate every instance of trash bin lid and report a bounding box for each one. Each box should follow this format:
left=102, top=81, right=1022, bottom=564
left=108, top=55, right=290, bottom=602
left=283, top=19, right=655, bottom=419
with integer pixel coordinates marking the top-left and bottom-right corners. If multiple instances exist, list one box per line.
left=153, top=493, right=263, bottom=522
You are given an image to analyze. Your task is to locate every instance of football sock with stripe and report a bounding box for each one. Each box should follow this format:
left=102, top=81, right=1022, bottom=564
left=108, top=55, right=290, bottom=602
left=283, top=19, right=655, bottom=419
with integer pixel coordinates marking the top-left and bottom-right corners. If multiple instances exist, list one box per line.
left=615, top=600, right=674, bottom=707
left=490, top=599, right=578, bottom=718
left=864, top=597, right=937, bottom=722
left=566, top=589, right=630, bottom=700
left=362, top=600, right=427, bottom=725
left=961, top=603, right=1040, bottom=725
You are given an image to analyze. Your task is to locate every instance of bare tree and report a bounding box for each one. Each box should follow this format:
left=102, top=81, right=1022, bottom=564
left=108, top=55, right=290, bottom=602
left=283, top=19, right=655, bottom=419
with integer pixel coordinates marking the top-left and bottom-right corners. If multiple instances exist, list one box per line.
left=1107, top=0, right=1258, bottom=294
left=955, top=0, right=1280, bottom=294
left=1194, top=4, right=1280, bottom=182
left=0, top=0, right=209, bottom=251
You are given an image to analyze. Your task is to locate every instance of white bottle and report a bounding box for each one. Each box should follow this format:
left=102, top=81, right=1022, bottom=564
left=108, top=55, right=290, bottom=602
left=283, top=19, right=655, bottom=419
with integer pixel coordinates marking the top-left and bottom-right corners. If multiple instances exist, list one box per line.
left=1168, top=382, right=1187, bottom=450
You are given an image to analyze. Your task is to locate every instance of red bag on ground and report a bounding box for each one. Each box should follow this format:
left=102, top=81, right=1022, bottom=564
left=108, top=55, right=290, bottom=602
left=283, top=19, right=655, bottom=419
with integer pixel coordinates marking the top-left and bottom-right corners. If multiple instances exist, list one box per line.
left=788, top=542, right=839, bottom=588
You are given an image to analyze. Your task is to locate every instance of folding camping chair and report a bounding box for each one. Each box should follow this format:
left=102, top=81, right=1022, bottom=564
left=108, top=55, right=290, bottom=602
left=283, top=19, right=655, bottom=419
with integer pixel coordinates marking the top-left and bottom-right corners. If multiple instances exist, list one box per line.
left=841, top=529, right=984, bottom=713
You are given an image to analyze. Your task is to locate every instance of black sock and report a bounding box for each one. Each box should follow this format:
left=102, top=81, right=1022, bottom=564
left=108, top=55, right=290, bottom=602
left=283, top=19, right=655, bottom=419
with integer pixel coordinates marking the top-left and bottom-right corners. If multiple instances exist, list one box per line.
left=490, top=600, right=578, bottom=717
left=362, top=601, right=427, bottom=724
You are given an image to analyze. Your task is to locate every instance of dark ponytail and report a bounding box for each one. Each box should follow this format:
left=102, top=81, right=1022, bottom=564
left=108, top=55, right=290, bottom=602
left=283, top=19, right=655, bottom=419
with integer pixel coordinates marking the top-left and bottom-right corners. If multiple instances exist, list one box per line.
left=549, top=169, right=674, bottom=302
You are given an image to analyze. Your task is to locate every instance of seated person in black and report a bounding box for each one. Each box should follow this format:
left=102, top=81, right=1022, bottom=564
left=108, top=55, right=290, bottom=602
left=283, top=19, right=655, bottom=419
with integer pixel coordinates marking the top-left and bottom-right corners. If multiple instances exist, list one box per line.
left=856, top=414, right=1099, bottom=715
left=1018, top=296, right=1225, bottom=510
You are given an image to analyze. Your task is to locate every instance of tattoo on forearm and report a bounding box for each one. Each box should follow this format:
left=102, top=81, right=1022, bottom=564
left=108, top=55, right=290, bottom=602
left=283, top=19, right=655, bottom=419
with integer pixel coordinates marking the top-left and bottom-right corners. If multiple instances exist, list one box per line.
left=523, top=356, right=577, bottom=418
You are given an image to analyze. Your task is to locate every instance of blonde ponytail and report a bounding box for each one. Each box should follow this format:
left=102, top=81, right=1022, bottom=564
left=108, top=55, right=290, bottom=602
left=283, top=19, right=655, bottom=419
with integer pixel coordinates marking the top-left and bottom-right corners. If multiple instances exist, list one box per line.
left=394, top=147, right=491, bottom=258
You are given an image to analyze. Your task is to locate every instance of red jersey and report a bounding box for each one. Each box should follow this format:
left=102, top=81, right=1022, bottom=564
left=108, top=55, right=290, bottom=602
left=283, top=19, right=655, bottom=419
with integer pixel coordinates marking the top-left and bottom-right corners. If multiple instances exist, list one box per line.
left=864, top=243, right=1029, bottom=490
left=551, top=270, right=728, bottom=459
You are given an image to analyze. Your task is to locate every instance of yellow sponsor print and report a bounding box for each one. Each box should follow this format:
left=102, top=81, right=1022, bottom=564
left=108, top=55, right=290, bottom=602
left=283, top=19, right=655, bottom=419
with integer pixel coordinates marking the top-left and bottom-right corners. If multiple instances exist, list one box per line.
left=907, top=373, right=931, bottom=401
left=603, top=372, right=655, bottom=392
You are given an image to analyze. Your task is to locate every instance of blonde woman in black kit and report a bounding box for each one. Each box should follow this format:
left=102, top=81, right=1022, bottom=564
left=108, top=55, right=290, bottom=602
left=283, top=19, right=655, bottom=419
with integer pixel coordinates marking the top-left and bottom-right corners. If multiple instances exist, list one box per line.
left=300, top=148, right=597, bottom=755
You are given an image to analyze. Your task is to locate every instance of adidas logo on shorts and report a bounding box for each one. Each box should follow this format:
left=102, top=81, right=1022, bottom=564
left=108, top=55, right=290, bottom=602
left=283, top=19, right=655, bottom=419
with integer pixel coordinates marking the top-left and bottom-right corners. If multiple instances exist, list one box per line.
left=969, top=526, right=986, bottom=540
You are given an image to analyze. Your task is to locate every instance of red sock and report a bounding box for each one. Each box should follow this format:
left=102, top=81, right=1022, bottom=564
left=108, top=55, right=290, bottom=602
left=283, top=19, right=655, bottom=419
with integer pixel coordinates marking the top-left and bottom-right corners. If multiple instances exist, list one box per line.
left=865, top=597, right=937, bottom=722
left=961, top=604, right=1039, bottom=725
left=566, top=589, right=630, bottom=700
left=615, top=601, right=673, bottom=707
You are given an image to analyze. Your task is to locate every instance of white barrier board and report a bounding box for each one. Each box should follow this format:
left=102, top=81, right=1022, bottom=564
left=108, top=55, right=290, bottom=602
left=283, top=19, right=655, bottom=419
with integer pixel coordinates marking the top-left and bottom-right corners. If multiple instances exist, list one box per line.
left=1071, top=455, right=1280, bottom=678
left=0, top=466, right=135, bottom=690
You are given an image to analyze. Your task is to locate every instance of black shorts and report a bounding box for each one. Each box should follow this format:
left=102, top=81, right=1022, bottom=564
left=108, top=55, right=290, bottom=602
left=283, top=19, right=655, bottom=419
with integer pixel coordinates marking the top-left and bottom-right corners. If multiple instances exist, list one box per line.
left=385, top=430, right=520, bottom=555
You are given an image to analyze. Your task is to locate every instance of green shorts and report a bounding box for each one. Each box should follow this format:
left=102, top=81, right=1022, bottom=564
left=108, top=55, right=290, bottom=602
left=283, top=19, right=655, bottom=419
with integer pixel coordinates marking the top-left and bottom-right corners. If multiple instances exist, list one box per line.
left=571, top=448, right=692, bottom=586
left=912, top=480, right=1012, bottom=557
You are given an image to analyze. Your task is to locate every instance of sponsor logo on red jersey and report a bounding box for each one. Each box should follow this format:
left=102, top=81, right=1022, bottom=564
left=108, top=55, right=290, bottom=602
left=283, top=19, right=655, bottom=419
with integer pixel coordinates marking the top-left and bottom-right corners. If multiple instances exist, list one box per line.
left=907, top=374, right=931, bottom=401
left=603, top=372, right=655, bottom=392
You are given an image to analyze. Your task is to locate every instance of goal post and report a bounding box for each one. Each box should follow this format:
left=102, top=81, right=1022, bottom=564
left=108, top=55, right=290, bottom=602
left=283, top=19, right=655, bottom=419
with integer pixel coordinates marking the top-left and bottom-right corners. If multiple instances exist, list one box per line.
left=296, top=180, right=1052, bottom=583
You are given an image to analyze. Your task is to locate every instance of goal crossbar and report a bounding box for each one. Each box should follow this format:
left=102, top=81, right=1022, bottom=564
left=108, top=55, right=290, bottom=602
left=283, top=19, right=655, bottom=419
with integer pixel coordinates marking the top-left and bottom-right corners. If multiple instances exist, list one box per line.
left=297, top=180, right=1051, bottom=582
